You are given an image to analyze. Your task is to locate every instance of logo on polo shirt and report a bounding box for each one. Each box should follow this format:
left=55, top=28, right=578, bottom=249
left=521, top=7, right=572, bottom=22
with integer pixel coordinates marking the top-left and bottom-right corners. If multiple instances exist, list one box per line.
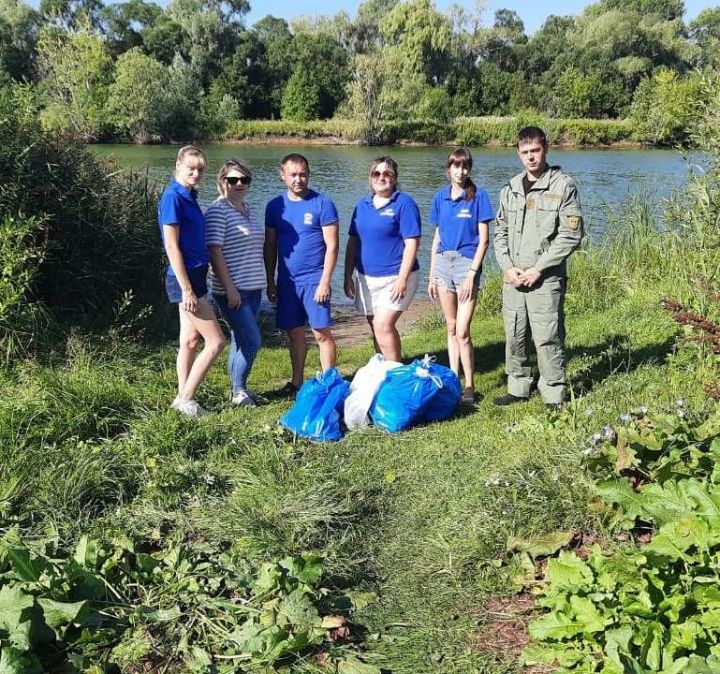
left=303, top=212, right=314, bottom=225
left=380, top=208, right=395, bottom=217
left=457, top=208, right=472, bottom=219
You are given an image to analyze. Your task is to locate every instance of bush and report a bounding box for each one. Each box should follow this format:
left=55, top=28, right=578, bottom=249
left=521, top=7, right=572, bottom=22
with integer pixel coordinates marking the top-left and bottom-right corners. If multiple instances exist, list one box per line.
left=0, top=215, right=49, bottom=362
left=0, top=84, right=164, bottom=347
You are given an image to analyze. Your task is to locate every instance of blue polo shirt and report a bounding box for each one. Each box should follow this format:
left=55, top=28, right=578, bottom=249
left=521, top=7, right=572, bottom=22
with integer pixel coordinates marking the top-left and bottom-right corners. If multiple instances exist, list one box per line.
left=265, top=189, right=339, bottom=284
left=349, top=191, right=421, bottom=277
left=430, top=185, right=494, bottom=259
left=158, top=178, right=209, bottom=273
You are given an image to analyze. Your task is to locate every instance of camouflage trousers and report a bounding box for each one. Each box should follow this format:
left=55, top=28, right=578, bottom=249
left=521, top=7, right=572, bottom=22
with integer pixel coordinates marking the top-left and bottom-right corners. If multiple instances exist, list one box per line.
left=502, top=278, right=567, bottom=404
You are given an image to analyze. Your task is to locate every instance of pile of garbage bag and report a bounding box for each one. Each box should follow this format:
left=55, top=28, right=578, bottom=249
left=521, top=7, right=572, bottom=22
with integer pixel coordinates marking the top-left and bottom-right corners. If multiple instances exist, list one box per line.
left=279, top=354, right=461, bottom=441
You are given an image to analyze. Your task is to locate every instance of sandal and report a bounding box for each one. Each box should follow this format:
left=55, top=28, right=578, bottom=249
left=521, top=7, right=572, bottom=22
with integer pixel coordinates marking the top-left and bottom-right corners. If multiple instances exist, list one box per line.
left=461, top=387, right=476, bottom=403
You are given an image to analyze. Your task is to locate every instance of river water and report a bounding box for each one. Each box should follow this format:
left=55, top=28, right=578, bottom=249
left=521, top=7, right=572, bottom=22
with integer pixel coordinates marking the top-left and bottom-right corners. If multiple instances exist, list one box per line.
left=93, top=143, right=690, bottom=299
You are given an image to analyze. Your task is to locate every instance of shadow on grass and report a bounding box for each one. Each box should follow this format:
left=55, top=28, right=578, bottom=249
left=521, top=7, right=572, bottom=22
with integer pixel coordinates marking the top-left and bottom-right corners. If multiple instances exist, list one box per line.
left=568, top=333, right=676, bottom=395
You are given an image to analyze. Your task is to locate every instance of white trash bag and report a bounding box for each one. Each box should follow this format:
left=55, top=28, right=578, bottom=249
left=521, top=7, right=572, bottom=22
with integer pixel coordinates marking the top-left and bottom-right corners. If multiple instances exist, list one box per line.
left=344, top=354, right=402, bottom=429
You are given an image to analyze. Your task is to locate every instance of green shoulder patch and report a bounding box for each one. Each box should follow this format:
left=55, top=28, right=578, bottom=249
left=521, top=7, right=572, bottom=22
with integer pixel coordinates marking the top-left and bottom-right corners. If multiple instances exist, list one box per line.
left=567, top=215, right=582, bottom=230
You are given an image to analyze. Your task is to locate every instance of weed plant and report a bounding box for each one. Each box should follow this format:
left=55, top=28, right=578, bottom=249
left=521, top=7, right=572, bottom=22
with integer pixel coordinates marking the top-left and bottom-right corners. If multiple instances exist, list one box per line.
left=1, top=88, right=719, bottom=674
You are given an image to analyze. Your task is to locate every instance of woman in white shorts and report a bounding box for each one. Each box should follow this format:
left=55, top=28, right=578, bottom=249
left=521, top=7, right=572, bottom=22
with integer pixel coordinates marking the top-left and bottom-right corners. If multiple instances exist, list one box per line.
left=344, top=155, right=421, bottom=361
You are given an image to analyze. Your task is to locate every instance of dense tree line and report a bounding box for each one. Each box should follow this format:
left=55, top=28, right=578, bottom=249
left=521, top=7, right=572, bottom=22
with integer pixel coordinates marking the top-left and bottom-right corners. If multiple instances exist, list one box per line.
left=1, top=0, right=718, bottom=143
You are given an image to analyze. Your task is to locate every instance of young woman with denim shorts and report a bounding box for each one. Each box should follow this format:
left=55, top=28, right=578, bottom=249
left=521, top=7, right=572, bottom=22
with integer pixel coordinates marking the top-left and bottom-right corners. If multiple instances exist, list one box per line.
left=158, top=145, right=226, bottom=416
left=427, top=147, right=493, bottom=403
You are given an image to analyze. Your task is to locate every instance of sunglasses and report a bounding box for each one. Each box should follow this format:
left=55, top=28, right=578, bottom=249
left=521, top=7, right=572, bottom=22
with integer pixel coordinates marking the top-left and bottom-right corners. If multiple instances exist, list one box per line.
left=371, top=170, right=395, bottom=180
left=225, top=175, right=251, bottom=185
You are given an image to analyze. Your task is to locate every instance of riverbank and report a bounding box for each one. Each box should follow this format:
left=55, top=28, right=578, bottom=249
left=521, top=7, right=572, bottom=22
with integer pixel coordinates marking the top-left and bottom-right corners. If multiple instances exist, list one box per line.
left=224, top=116, right=640, bottom=147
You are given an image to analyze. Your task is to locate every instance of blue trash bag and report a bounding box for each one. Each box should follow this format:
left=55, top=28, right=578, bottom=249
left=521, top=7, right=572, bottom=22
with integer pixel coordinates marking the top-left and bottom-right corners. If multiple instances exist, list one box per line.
left=279, top=368, right=350, bottom=441
left=416, top=357, right=462, bottom=422
left=369, top=356, right=461, bottom=432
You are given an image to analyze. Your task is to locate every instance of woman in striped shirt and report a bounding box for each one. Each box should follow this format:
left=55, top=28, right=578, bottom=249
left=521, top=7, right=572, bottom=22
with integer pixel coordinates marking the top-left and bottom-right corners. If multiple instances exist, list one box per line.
left=207, top=159, right=266, bottom=407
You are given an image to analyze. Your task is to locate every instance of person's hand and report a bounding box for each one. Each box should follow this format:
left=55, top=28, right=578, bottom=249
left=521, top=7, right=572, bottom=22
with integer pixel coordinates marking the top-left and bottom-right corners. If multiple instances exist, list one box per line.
left=503, top=267, right=525, bottom=287
left=227, top=287, right=242, bottom=309
left=267, top=280, right=277, bottom=304
left=390, top=276, right=407, bottom=302
left=314, top=281, right=331, bottom=303
left=181, top=288, right=197, bottom=313
left=458, top=275, right=475, bottom=303
left=428, top=279, right=438, bottom=301
left=344, top=277, right=355, bottom=299
left=520, top=266, right=541, bottom=287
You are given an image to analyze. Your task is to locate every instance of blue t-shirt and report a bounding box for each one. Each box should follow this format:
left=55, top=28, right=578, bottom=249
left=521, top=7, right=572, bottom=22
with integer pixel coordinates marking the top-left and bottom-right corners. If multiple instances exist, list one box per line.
left=430, top=185, right=494, bottom=259
left=158, top=178, right=209, bottom=274
left=349, top=191, right=421, bottom=277
left=265, top=189, right=339, bottom=284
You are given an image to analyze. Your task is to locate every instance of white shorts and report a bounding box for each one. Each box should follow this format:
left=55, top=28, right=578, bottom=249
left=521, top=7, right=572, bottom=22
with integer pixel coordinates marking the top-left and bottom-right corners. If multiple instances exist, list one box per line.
left=354, top=270, right=419, bottom=316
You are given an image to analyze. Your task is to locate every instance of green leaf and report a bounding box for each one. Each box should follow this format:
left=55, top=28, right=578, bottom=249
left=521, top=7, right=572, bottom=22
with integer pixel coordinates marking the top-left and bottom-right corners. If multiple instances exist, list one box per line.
left=0, top=541, right=47, bottom=583
left=0, top=648, right=29, bottom=674
left=667, top=620, right=703, bottom=652
left=37, top=598, right=89, bottom=631
left=568, top=595, right=606, bottom=633
left=528, top=610, right=585, bottom=641
left=595, top=478, right=645, bottom=519
left=545, top=551, right=595, bottom=590
left=0, top=585, right=35, bottom=651
left=275, top=590, right=321, bottom=630
left=337, top=655, right=382, bottom=674
left=507, top=531, right=574, bottom=559
left=73, top=535, right=102, bottom=569
left=605, top=626, right=633, bottom=666
left=640, top=621, right=664, bottom=671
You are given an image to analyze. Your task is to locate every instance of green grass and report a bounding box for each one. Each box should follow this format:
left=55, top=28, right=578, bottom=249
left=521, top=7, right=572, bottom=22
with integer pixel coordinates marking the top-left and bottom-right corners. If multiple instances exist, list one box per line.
left=1, top=282, right=714, bottom=671
left=1, top=171, right=718, bottom=671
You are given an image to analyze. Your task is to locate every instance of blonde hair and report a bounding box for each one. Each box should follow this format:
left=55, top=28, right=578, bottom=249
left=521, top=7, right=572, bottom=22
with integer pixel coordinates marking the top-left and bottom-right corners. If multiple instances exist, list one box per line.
left=368, top=155, right=399, bottom=195
left=216, top=158, right=252, bottom=196
left=175, top=145, right=207, bottom=171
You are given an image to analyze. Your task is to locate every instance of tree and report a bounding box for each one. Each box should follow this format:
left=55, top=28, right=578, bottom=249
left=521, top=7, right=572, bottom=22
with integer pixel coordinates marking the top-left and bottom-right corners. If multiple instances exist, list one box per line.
left=37, top=22, right=113, bottom=139
left=281, top=65, right=321, bottom=121
left=99, top=0, right=161, bottom=57
left=141, top=13, right=187, bottom=64
left=630, top=68, right=702, bottom=144
left=291, top=31, right=350, bottom=118
left=165, top=0, right=248, bottom=87
left=208, top=30, right=271, bottom=118
left=0, top=0, right=41, bottom=82
left=252, top=15, right=292, bottom=117
left=106, top=48, right=169, bottom=141
left=689, top=8, right=720, bottom=68
left=381, top=0, right=452, bottom=83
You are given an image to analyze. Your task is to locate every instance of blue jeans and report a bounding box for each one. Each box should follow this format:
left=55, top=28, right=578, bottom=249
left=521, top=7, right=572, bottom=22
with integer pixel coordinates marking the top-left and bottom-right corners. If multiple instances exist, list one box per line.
left=212, top=289, right=262, bottom=393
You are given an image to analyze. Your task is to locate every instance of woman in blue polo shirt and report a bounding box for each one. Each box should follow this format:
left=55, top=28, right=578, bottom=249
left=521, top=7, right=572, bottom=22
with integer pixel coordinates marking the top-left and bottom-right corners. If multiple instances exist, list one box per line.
left=344, top=155, right=421, bottom=362
left=158, top=145, right=226, bottom=417
left=427, top=147, right=493, bottom=403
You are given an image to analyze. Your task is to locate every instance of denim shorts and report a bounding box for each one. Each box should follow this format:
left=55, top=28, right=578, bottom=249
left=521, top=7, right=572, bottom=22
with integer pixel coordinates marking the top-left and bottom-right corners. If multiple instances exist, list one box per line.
left=432, top=251, right=480, bottom=293
left=165, top=265, right=208, bottom=303
left=276, top=281, right=332, bottom=330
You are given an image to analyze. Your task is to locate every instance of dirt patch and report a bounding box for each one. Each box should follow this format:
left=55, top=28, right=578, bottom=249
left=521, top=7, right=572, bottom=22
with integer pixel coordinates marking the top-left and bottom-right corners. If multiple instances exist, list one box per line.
left=470, top=594, right=554, bottom=674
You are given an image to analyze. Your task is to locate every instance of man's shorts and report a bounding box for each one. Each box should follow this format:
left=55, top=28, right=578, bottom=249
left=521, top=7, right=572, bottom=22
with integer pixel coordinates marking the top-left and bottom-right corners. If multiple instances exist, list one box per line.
left=165, top=265, right=208, bottom=303
left=276, top=281, right=332, bottom=330
left=353, top=270, right=419, bottom=316
left=432, top=251, right=480, bottom=293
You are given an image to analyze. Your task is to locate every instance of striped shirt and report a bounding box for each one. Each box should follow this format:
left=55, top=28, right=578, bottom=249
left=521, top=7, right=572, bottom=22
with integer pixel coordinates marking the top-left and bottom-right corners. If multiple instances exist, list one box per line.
left=206, top=197, right=266, bottom=293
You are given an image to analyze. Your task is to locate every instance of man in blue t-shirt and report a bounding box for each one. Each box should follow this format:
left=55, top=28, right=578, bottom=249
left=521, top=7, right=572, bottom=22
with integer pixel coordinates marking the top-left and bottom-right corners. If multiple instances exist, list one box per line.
left=264, top=153, right=339, bottom=397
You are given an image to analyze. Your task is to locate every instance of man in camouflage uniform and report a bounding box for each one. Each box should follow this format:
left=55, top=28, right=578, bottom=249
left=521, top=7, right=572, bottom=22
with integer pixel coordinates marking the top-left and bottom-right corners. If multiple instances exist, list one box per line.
left=493, top=126, right=583, bottom=408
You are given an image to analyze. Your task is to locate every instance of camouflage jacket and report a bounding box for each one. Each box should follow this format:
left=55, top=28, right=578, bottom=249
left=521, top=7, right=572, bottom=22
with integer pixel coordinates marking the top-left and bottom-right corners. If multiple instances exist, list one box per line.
left=494, top=165, right=583, bottom=280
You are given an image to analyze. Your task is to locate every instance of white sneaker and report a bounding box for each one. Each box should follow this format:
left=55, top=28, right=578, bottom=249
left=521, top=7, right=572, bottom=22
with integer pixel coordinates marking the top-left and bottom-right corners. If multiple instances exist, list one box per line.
left=171, top=397, right=208, bottom=417
left=231, top=390, right=256, bottom=407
